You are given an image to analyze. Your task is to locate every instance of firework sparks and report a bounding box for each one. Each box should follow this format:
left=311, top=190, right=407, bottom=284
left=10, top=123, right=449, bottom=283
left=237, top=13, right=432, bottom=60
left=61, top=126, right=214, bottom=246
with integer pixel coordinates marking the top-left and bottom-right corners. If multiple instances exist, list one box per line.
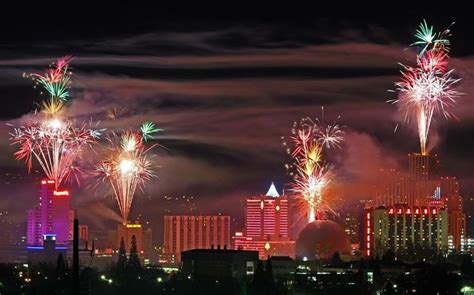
left=10, top=118, right=102, bottom=188
left=11, top=56, right=102, bottom=189
left=392, top=20, right=460, bottom=155
left=25, top=55, right=73, bottom=116
left=284, top=111, right=344, bottom=223
left=106, top=106, right=128, bottom=120
left=411, top=19, right=451, bottom=56
left=31, top=55, right=73, bottom=102
left=140, top=122, right=163, bottom=141
left=92, top=126, right=158, bottom=224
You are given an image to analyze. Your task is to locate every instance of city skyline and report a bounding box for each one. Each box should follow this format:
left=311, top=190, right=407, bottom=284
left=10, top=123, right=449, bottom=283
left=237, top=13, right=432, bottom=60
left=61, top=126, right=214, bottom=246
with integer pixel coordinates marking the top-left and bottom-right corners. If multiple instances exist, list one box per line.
left=0, top=5, right=473, bottom=246
left=0, top=4, right=474, bottom=294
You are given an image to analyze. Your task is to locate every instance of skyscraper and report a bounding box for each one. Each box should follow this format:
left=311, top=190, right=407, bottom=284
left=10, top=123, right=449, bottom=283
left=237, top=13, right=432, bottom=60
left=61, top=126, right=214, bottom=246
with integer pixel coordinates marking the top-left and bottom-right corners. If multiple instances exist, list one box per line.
left=374, top=168, right=409, bottom=206
left=27, top=179, right=70, bottom=248
left=163, top=215, right=231, bottom=262
left=234, top=183, right=294, bottom=259
left=244, top=182, right=289, bottom=239
left=408, top=153, right=440, bottom=181
left=439, top=177, right=467, bottom=252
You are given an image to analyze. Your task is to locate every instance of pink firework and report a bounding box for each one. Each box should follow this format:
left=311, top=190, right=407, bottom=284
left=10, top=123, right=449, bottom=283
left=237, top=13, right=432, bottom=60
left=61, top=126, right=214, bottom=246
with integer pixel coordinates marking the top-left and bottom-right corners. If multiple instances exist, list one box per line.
left=392, top=21, right=461, bottom=155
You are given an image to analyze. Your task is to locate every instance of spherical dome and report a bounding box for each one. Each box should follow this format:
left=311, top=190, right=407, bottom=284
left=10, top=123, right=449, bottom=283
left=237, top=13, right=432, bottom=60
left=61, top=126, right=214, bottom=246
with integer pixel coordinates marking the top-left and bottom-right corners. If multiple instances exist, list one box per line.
left=296, top=220, right=350, bottom=260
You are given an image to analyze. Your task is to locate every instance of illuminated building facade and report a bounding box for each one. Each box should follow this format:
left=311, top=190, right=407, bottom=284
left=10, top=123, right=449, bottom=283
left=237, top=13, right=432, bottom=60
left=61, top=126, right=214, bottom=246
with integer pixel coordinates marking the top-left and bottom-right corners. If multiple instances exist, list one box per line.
left=26, top=179, right=70, bottom=248
left=435, top=177, right=466, bottom=253
left=408, top=153, right=440, bottom=181
left=373, top=154, right=466, bottom=254
left=116, top=222, right=152, bottom=258
left=374, top=169, right=410, bottom=206
left=245, top=183, right=289, bottom=239
left=233, top=232, right=295, bottom=259
left=163, top=215, right=231, bottom=262
left=234, top=183, right=294, bottom=259
left=364, top=206, right=448, bottom=257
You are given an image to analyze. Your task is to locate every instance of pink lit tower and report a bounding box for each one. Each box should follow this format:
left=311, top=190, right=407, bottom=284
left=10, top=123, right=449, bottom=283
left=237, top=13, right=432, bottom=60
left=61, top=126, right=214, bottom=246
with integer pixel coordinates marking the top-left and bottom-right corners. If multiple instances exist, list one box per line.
left=27, top=179, right=71, bottom=248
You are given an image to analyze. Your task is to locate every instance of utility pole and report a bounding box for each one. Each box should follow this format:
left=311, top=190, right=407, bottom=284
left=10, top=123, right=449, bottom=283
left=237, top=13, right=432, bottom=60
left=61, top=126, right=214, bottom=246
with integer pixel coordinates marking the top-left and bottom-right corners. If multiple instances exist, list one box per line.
left=73, top=210, right=79, bottom=295
left=72, top=210, right=94, bottom=295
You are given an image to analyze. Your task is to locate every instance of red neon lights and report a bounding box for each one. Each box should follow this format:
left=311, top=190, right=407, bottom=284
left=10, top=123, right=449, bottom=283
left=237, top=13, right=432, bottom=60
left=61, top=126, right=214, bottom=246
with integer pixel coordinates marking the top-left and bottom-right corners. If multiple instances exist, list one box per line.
left=389, top=208, right=394, bottom=214
left=53, top=190, right=69, bottom=196
left=406, top=208, right=411, bottom=214
left=366, top=211, right=371, bottom=257
left=423, top=208, right=428, bottom=214
left=41, top=179, right=55, bottom=185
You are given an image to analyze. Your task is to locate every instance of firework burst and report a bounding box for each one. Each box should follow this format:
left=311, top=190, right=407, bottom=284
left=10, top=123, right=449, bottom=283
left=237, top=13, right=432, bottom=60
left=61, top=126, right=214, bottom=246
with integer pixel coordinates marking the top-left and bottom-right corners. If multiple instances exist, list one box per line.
left=392, top=20, right=460, bottom=155
left=24, top=55, right=74, bottom=116
left=92, top=126, right=158, bottom=224
left=10, top=118, right=102, bottom=188
left=140, top=122, right=163, bottom=141
left=284, top=110, right=344, bottom=223
left=12, top=56, right=102, bottom=189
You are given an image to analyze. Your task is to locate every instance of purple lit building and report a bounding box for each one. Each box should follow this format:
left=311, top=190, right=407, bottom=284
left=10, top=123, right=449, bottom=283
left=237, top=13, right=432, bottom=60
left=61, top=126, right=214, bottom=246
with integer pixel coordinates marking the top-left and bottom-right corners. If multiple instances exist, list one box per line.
left=26, top=179, right=71, bottom=248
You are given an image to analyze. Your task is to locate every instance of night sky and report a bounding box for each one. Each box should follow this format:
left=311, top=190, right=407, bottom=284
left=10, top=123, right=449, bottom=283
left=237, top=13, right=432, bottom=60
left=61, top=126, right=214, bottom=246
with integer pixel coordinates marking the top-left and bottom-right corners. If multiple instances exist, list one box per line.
left=0, top=4, right=472, bottom=242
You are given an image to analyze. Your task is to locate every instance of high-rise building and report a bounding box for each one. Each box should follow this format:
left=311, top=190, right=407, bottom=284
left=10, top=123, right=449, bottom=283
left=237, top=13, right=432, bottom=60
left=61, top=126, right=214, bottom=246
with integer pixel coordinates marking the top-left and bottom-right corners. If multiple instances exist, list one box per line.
left=245, top=182, right=289, bottom=239
left=437, top=177, right=466, bottom=253
left=374, top=169, right=410, bottom=206
left=163, top=215, right=230, bottom=262
left=234, top=183, right=294, bottom=259
left=408, top=153, right=440, bottom=181
left=27, top=179, right=70, bottom=248
left=364, top=206, right=448, bottom=258
left=449, top=210, right=466, bottom=253
left=372, top=154, right=466, bottom=255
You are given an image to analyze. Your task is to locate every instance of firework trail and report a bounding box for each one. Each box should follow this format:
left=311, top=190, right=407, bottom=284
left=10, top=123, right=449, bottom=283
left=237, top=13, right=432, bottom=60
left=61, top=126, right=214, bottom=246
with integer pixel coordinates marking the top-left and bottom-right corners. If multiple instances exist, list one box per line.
left=284, top=109, right=344, bottom=223
left=92, top=126, right=160, bottom=224
left=11, top=56, right=102, bottom=189
left=392, top=20, right=460, bottom=155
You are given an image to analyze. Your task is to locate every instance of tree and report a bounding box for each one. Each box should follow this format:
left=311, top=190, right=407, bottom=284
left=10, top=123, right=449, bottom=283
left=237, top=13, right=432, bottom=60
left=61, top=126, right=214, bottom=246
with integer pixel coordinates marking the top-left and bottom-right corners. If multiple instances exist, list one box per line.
left=250, top=260, right=265, bottom=295
left=331, top=252, right=343, bottom=266
left=461, top=254, right=473, bottom=277
left=265, top=259, right=276, bottom=294
left=117, top=237, right=127, bottom=270
left=382, top=249, right=395, bottom=264
left=56, top=253, right=66, bottom=276
left=384, top=280, right=397, bottom=295
left=127, top=235, right=142, bottom=270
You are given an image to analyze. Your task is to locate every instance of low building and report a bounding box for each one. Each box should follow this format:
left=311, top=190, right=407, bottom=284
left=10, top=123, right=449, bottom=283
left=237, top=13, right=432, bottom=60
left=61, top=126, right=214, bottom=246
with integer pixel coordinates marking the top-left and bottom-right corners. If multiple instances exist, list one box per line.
left=27, top=234, right=67, bottom=263
left=163, top=215, right=231, bottom=262
left=234, top=232, right=295, bottom=259
left=181, top=248, right=258, bottom=279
